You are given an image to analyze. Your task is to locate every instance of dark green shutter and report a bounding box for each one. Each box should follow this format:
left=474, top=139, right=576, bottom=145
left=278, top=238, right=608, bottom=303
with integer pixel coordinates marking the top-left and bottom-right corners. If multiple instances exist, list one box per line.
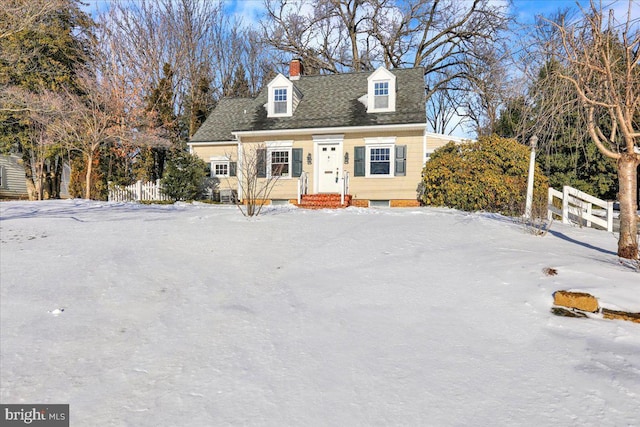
left=256, top=149, right=266, bottom=178
left=354, top=146, right=365, bottom=177
left=395, top=145, right=406, bottom=176
left=292, top=148, right=303, bottom=177
left=229, top=162, right=237, bottom=177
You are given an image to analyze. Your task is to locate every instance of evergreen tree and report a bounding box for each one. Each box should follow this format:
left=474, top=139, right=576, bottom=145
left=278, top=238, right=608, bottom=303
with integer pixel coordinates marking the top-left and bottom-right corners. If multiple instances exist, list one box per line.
left=227, top=63, right=251, bottom=98
left=139, top=63, right=179, bottom=181
left=493, top=97, right=530, bottom=140
left=493, top=60, right=618, bottom=200
left=160, top=150, right=208, bottom=201
left=186, top=73, right=215, bottom=138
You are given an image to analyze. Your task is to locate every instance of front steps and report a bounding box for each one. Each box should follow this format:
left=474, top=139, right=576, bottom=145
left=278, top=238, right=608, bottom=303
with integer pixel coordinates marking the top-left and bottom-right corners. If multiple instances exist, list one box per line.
left=297, top=194, right=352, bottom=209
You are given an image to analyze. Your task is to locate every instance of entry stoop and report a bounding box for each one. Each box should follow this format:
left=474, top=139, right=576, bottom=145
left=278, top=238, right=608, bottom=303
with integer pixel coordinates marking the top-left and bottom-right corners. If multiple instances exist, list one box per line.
left=297, top=194, right=352, bottom=209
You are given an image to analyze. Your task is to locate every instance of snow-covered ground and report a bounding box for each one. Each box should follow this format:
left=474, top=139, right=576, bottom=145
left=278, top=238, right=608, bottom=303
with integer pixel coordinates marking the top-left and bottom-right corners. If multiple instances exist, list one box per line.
left=1, top=200, right=638, bottom=426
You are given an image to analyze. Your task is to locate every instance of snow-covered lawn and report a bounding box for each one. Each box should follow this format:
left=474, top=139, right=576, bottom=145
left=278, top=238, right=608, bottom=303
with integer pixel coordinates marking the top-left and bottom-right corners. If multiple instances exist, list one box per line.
left=1, top=200, right=638, bottom=426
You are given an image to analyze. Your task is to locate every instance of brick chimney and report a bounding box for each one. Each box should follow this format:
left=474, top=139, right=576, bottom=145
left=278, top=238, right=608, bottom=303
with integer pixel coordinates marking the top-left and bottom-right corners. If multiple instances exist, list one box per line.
left=289, top=58, right=303, bottom=80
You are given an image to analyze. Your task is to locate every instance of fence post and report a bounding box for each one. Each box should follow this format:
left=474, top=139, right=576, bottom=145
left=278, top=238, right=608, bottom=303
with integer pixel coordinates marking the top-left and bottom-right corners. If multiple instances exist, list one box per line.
left=136, top=180, right=143, bottom=201
left=606, top=201, right=614, bottom=232
left=524, top=135, right=537, bottom=219
left=562, top=186, right=570, bottom=224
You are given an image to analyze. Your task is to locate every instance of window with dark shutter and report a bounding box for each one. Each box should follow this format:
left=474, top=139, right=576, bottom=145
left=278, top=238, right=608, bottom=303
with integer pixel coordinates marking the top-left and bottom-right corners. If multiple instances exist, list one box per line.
left=270, top=150, right=289, bottom=176
left=354, top=146, right=365, bottom=177
left=370, top=147, right=390, bottom=175
left=229, top=162, right=237, bottom=177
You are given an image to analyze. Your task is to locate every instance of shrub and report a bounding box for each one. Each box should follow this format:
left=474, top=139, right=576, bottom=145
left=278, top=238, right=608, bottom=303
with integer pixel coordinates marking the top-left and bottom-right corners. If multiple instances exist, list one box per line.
left=419, top=135, right=549, bottom=217
left=161, top=150, right=208, bottom=201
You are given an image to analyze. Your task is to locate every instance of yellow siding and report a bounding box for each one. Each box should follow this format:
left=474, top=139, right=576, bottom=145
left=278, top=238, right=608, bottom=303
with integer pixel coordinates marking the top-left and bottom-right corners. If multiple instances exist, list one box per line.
left=190, top=144, right=238, bottom=192
left=427, top=134, right=460, bottom=150
left=191, top=144, right=236, bottom=160
left=191, top=130, right=463, bottom=204
left=239, top=130, right=424, bottom=202
left=345, top=130, right=422, bottom=201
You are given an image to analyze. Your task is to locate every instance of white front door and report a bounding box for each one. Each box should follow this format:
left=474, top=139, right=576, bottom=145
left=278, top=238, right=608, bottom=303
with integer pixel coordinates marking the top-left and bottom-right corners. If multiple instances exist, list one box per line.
left=317, top=143, right=341, bottom=193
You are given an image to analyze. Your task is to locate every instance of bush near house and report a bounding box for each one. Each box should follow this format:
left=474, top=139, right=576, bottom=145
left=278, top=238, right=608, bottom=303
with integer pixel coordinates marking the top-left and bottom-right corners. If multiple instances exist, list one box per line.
left=419, top=135, right=549, bottom=217
left=160, top=150, right=208, bottom=201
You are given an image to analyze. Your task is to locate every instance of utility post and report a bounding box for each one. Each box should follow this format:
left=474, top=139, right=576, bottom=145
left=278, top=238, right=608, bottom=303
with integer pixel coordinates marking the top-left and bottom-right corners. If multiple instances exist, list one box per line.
left=524, top=135, right=538, bottom=220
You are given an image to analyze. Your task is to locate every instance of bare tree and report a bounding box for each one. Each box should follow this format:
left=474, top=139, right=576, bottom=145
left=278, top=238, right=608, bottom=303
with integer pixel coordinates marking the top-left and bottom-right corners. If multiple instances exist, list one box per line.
left=459, top=41, right=513, bottom=137
left=425, top=83, right=467, bottom=134
left=236, top=144, right=283, bottom=217
left=260, top=0, right=511, bottom=136
left=97, top=0, right=255, bottom=137
left=1, top=87, right=65, bottom=199
left=546, top=0, right=639, bottom=259
left=262, top=0, right=380, bottom=74
left=0, top=0, right=64, bottom=40
left=244, top=29, right=283, bottom=96
left=48, top=73, right=121, bottom=199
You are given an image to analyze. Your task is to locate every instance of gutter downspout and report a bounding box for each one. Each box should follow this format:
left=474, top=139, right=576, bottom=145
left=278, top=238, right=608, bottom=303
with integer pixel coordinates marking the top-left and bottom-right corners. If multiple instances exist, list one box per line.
left=234, top=134, right=243, bottom=203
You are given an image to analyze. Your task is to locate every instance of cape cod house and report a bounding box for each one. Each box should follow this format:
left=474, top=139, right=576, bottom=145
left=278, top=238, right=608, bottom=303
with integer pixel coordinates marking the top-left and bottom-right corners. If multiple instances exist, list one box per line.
left=189, top=59, right=466, bottom=208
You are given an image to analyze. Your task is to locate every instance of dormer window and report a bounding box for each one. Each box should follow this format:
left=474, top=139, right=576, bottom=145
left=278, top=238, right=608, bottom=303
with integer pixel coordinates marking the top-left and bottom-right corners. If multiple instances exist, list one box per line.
left=367, top=67, right=396, bottom=113
left=267, top=73, right=300, bottom=117
left=274, top=88, right=288, bottom=114
left=374, top=81, right=389, bottom=109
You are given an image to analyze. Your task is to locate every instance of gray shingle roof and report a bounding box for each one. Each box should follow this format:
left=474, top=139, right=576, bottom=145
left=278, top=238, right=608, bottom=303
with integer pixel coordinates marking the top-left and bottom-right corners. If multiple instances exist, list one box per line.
left=190, top=67, right=426, bottom=143
left=190, top=98, right=256, bottom=142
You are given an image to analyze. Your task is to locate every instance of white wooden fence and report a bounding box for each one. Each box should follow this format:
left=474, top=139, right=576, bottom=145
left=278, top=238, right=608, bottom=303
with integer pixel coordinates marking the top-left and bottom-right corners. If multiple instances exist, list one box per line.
left=548, top=185, right=614, bottom=232
left=108, top=180, right=172, bottom=202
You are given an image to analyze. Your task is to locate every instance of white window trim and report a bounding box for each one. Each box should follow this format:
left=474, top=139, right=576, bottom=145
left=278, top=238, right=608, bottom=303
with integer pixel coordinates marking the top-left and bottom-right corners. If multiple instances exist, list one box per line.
left=367, top=67, right=396, bottom=113
left=273, top=87, right=288, bottom=115
left=373, top=81, right=389, bottom=109
left=210, top=155, right=231, bottom=177
left=266, top=140, right=293, bottom=179
left=364, top=137, right=396, bottom=178
left=267, top=74, right=294, bottom=118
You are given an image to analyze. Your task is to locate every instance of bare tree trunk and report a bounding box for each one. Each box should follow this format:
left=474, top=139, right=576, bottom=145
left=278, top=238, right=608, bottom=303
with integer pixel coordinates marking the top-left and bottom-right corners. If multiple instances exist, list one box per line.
left=22, top=151, right=37, bottom=200
left=85, top=152, right=93, bottom=199
left=52, top=156, right=62, bottom=198
left=617, top=154, right=639, bottom=259
left=544, top=0, right=639, bottom=260
left=35, top=154, right=45, bottom=200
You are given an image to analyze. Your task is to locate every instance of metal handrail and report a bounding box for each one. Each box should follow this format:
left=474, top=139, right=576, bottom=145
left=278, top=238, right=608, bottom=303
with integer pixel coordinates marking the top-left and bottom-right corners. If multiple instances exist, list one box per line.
left=341, top=170, right=349, bottom=205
